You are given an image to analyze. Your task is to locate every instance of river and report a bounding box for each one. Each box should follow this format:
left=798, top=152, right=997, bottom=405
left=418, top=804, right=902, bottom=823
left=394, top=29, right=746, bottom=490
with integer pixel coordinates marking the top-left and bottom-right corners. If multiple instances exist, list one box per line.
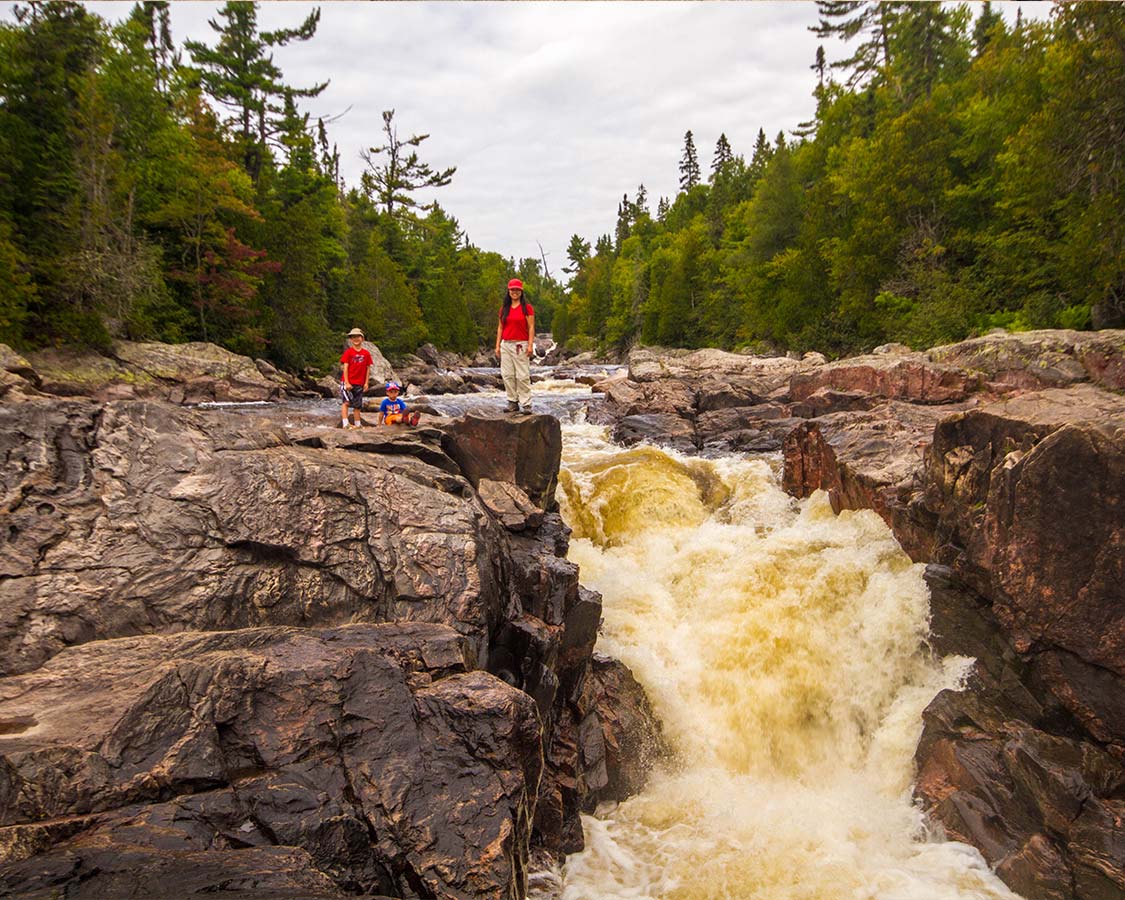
left=545, top=418, right=1019, bottom=900
left=242, top=373, right=1021, bottom=900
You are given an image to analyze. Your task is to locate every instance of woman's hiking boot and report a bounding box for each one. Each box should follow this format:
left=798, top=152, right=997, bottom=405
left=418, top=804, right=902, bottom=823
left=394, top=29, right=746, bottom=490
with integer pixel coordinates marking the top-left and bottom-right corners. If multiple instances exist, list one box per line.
left=506, top=401, right=519, bottom=413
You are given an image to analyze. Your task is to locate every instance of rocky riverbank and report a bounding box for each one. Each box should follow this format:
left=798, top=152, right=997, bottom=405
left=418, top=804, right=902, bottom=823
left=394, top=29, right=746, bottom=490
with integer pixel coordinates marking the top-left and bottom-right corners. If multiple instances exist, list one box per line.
left=586, top=329, right=1124, bottom=900
left=3, top=330, right=1121, bottom=900
left=0, top=343, right=663, bottom=898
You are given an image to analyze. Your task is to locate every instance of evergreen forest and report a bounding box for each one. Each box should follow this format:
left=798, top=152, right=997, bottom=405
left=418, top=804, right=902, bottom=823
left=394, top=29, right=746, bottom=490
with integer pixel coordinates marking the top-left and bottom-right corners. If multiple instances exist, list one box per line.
left=0, top=1, right=1121, bottom=369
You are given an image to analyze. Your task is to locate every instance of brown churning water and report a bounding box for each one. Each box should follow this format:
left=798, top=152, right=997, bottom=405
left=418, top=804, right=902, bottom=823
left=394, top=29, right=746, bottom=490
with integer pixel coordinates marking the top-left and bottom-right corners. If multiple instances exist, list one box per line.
left=549, top=422, right=1020, bottom=900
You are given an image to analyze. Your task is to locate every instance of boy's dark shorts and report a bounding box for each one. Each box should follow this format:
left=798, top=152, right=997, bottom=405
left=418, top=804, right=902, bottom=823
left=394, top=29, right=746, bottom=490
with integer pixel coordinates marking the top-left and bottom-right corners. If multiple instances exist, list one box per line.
left=342, top=384, right=365, bottom=409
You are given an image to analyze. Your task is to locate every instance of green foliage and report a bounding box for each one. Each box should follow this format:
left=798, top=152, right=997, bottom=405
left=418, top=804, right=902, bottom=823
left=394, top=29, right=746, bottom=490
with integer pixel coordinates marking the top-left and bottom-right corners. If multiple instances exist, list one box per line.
left=561, top=2, right=1121, bottom=355
left=2, top=2, right=1120, bottom=368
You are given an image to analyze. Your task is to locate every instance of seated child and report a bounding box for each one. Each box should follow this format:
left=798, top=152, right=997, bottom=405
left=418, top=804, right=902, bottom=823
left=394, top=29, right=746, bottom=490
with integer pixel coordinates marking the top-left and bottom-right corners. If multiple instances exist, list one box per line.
left=379, top=382, right=420, bottom=426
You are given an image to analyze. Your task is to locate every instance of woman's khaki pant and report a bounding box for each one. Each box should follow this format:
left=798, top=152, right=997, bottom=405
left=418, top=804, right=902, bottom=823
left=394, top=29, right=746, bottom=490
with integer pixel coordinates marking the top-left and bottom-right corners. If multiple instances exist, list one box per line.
left=500, top=340, right=532, bottom=407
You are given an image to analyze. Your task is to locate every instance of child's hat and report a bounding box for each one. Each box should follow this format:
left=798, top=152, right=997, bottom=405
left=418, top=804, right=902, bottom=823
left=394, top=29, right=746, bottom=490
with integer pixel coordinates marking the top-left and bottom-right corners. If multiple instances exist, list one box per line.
left=347, top=327, right=364, bottom=338
left=385, top=381, right=401, bottom=392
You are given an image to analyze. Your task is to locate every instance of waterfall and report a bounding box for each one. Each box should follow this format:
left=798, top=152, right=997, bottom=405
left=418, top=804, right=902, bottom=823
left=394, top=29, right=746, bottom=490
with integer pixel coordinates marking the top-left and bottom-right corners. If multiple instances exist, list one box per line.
left=549, top=421, right=1020, bottom=900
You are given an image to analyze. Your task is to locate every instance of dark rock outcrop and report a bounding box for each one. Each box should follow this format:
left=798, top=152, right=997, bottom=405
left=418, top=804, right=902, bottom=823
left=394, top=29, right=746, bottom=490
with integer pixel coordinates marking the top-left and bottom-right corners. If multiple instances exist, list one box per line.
left=0, top=398, right=509, bottom=677
left=591, top=331, right=1124, bottom=898
left=0, top=382, right=664, bottom=896
left=774, top=331, right=1125, bottom=900
left=0, top=623, right=540, bottom=900
left=441, top=411, right=563, bottom=511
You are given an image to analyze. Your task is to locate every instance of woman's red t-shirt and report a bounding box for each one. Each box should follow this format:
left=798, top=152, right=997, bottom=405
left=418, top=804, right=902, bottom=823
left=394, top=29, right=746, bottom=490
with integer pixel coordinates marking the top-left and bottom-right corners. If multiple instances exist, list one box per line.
left=500, top=302, right=534, bottom=342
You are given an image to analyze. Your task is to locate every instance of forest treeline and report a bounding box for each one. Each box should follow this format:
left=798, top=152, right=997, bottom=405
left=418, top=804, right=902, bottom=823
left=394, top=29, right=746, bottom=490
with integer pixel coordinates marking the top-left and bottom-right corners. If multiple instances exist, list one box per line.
left=0, top=0, right=563, bottom=370
left=0, top=3, right=1121, bottom=369
left=557, top=1, right=1123, bottom=355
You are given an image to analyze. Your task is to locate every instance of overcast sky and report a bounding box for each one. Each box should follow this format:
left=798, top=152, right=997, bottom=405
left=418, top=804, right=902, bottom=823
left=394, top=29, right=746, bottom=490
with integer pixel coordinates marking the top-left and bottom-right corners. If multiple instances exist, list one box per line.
left=68, top=2, right=1052, bottom=272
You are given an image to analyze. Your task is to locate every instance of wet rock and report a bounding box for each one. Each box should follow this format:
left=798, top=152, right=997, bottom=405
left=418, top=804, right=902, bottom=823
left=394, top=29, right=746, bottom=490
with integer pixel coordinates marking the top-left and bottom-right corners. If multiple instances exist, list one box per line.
left=696, top=404, right=802, bottom=453
left=479, top=479, right=545, bottom=532
left=441, top=411, right=562, bottom=511
left=601, top=376, right=696, bottom=418
left=580, top=654, right=668, bottom=802
left=781, top=402, right=960, bottom=560
left=0, top=623, right=541, bottom=900
left=922, top=386, right=1125, bottom=674
left=612, top=413, right=697, bottom=453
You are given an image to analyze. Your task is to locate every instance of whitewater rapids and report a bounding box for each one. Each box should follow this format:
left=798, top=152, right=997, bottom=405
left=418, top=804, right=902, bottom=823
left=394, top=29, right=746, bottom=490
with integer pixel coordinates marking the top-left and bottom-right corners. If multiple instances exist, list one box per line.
left=546, top=421, right=1019, bottom=900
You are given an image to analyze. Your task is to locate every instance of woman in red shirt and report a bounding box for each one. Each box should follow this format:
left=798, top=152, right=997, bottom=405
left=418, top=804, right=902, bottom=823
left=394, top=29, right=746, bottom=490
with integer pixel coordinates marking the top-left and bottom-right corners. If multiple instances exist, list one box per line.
left=494, top=279, right=535, bottom=413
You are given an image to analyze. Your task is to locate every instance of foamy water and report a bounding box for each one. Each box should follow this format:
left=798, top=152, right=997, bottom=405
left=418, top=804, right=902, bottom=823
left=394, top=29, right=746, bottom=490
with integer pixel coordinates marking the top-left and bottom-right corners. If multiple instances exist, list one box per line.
left=547, top=422, right=1019, bottom=900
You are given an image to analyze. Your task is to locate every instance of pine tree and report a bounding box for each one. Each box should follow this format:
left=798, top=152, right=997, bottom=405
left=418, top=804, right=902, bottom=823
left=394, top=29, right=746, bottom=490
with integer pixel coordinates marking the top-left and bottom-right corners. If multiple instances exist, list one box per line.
left=710, top=133, right=734, bottom=181
left=748, top=129, right=773, bottom=183
left=679, top=130, right=701, bottom=191
left=812, top=44, right=827, bottom=86
left=972, top=1, right=1004, bottom=55
left=892, top=2, right=970, bottom=102
left=563, top=234, right=591, bottom=276
left=614, top=193, right=632, bottom=250
left=184, top=2, right=327, bottom=183
left=134, top=1, right=178, bottom=96
left=635, top=183, right=649, bottom=218
left=810, top=1, right=904, bottom=88
left=360, top=109, right=456, bottom=217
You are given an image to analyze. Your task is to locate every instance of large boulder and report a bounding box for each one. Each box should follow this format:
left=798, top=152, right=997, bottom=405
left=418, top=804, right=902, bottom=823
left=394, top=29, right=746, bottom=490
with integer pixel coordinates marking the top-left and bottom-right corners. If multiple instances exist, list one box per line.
left=922, top=385, right=1125, bottom=677
left=926, top=329, right=1125, bottom=392
left=441, top=412, right=563, bottom=512
left=578, top=654, right=668, bottom=803
left=27, top=340, right=291, bottom=403
left=0, top=623, right=541, bottom=899
left=789, top=352, right=982, bottom=405
left=0, top=398, right=509, bottom=677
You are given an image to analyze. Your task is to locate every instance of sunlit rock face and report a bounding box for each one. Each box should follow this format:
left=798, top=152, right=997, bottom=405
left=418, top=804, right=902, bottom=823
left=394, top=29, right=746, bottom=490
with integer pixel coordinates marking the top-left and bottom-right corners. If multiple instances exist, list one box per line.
left=0, top=398, right=509, bottom=678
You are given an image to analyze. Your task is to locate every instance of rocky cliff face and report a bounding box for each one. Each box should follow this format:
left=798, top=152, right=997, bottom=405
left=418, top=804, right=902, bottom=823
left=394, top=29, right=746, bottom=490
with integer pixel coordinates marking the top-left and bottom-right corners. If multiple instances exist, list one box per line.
left=588, top=330, right=1124, bottom=900
left=0, top=348, right=665, bottom=899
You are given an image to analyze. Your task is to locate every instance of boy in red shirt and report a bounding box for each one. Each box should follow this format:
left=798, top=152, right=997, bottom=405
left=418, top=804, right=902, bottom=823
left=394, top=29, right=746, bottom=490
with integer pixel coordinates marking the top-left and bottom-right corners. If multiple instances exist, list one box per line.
left=340, top=327, right=373, bottom=428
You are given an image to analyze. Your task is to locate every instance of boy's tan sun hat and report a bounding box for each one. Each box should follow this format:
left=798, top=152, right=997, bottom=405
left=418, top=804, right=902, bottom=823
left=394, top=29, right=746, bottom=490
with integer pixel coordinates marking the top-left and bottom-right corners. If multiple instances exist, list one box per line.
left=346, top=327, right=365, bottom=338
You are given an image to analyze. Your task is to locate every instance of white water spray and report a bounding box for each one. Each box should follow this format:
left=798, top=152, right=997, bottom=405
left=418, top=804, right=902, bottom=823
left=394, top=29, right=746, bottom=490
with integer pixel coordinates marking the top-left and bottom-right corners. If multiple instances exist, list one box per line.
left=549, top=423, right=1019, bottom=900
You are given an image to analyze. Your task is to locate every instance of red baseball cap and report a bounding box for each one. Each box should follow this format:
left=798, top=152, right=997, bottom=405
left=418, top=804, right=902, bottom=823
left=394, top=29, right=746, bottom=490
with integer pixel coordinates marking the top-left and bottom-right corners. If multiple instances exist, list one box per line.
left=508, top=279, right=523, bottom=291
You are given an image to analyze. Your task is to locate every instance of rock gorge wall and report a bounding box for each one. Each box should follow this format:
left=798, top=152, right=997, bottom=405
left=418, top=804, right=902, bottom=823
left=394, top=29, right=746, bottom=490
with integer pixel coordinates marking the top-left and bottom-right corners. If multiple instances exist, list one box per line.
left=0, top=348, right=664, bottom=899
left=588, top=330, right=1124, bottom=900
